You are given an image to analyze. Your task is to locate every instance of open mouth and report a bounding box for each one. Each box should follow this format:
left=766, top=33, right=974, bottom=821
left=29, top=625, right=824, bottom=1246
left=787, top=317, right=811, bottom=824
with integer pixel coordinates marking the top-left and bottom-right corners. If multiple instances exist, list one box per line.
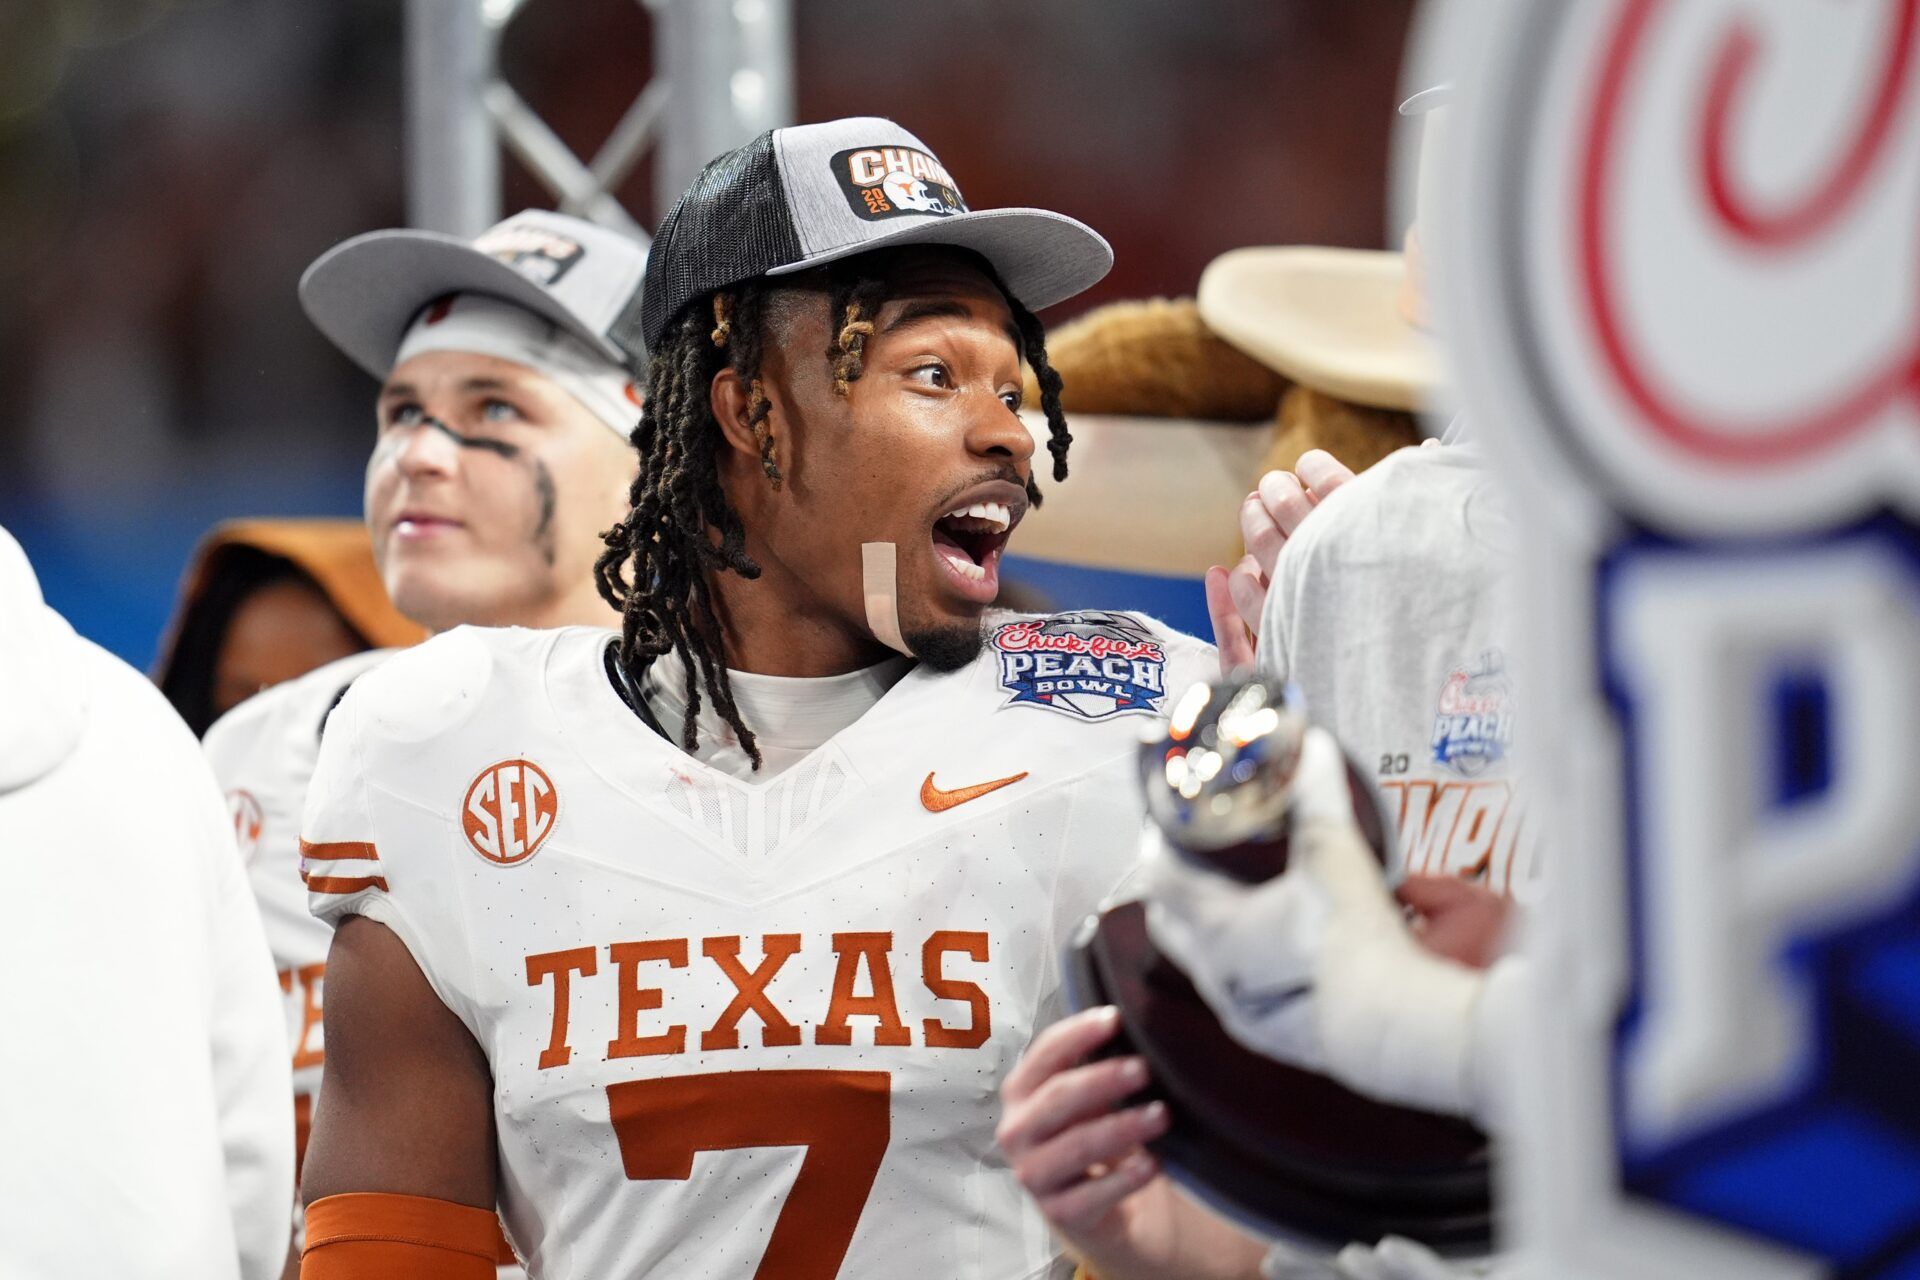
left=931, top=499, right=1016, bottom=603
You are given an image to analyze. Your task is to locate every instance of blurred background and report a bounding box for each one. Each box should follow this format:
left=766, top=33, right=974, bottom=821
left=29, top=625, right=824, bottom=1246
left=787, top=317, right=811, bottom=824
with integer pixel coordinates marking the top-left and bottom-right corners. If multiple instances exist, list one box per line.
left=0, top=0, right=1416, bottom=669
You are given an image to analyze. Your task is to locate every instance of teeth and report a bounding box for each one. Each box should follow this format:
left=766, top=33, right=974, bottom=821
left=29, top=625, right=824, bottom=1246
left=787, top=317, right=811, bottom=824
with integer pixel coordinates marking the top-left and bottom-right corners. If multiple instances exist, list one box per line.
left=943, top=501, right=1012, bottom=533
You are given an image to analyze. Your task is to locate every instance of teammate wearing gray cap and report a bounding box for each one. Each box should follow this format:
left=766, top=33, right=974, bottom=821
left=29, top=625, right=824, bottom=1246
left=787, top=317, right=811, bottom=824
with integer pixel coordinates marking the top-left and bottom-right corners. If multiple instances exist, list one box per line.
left=202, top=208, right=645, bottom=1276
left=299, top=208, right=648, bottom=635
left=292, top=117, right=1261, bottom=1279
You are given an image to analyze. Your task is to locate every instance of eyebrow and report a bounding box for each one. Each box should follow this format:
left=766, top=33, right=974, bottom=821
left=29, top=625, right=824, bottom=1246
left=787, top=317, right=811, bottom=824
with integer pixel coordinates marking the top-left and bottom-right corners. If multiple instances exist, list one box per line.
left=379, top=375, right=527, bottom=400
left=882, top=297, right=1021, bottom=349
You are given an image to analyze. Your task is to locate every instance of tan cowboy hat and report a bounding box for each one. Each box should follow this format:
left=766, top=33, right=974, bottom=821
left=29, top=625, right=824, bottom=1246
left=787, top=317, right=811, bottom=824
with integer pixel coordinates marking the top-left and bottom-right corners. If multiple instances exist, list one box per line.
left=1195, top=87, right=1451, bottom=414
left=1195, top=245, right=1437, bottom=413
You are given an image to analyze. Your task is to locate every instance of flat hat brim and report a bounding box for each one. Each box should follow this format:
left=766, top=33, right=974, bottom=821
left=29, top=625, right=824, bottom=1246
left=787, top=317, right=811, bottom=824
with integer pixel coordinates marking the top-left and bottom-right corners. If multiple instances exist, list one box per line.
left=1197, top=246, right=1438, bottom=412
left=299, top=228, right=626, bottom=380
left=765, top=206, right=1113, bottom=314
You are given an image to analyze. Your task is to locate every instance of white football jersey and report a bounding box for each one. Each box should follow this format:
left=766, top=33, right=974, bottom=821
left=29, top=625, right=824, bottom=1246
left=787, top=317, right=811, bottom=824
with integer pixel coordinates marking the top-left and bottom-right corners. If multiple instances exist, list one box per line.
left=204, top=648, right=391, bottom=1166
left=302, top=613, right=1215, bottom=1279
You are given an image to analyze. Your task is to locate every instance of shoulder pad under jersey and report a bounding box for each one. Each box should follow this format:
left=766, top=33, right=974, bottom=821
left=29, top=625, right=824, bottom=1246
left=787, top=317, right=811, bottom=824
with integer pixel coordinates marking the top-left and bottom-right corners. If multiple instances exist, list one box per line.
left=342, top=625, right=517, bottom=745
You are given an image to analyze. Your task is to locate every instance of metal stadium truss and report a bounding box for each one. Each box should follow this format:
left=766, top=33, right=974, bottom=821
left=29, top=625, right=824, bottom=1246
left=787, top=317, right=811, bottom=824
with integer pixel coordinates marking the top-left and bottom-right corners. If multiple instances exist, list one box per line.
left=404, top=0, right=794, bottom=241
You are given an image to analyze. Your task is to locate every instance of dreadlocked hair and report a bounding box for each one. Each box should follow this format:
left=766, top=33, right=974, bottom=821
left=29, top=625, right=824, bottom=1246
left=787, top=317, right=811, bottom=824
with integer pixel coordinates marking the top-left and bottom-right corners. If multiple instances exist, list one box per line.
left=593, top=249, right=1075, bottom=769
left=988, top=263, right=1072, bottom=502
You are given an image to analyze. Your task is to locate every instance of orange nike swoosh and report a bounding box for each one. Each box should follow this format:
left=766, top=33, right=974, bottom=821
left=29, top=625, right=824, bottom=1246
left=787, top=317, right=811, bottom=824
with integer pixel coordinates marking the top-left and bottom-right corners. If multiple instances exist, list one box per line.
left=920, top=770, right=1030, bottom=813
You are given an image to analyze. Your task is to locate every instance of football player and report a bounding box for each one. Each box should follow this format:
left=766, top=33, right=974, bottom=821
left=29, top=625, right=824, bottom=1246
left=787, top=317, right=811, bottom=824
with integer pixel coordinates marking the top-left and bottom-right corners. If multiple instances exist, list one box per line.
left=293, top=117, right=1263, bottom=1279
left=201, top=207, right=647, bottom=1275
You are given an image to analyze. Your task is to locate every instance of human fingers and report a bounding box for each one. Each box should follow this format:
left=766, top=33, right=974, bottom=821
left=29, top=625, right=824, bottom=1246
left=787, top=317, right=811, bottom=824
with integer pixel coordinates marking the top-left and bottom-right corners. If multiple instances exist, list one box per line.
left=1399, top=878, right=1512, bottom=969
left=998, top=1055, right=1151, bottom=1158
left=1227, top=554, right=1266, bottom=634
left=1000, top=1006, right=1122, bottom=1104
left=1035, top=1150, right=1161, bottom=1235
left=1228, top=552, right=1274, bottom=629
left=1394, top=874, right=1483, bottom=917
left=1240, top=489, right=1287, bottom=579
left=1011, top=1099, right=1169, bottom=1199
left=1295, top=449, right=1355, bottom=506
left=1205, top=566, right=1256, bottom=674
left=1257, top=468, right=1316, bottom=539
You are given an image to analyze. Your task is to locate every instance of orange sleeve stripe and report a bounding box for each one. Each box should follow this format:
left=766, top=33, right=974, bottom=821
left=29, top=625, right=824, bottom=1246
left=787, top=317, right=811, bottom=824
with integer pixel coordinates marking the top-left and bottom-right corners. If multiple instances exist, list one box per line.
left=301, top=873, right=390, bottom=894
left=302, top=1193, right=500, bottom=1279
left=300, top=838, right=381, bottom=862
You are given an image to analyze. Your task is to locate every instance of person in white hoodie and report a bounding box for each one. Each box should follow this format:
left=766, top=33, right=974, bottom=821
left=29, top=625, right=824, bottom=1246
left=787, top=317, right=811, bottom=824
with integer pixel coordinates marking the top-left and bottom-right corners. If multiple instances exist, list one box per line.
left=0, top=525, right=293, bottom=1279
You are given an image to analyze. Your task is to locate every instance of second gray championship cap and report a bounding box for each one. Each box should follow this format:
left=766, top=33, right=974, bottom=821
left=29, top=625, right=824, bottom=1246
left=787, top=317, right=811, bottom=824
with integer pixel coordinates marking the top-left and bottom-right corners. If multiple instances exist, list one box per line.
left=299, top=208, right=651, bottom=378
left=632, top=116, right=1113, bottom=351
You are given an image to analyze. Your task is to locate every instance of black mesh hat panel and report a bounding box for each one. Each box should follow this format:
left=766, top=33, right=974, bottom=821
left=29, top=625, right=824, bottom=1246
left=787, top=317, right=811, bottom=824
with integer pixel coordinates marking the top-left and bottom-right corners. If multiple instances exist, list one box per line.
left=634, top=131, right=803, bottom=352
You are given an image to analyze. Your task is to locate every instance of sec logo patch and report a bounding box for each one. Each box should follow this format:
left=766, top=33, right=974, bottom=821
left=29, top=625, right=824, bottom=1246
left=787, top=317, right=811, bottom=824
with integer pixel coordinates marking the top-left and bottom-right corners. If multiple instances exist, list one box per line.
left=462, top=759, right=558, bottom=866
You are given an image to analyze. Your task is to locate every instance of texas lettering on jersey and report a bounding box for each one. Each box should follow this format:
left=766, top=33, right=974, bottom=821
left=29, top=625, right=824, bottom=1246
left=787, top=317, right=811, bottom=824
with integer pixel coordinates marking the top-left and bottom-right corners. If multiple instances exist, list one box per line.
left=524, top=929, right=993, bottom=1070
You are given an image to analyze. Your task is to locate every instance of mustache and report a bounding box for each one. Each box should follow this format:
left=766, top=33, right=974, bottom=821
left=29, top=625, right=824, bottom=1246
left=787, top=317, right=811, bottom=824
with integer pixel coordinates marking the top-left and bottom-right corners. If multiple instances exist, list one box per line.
left=933, top=465, right=1029, bottom=510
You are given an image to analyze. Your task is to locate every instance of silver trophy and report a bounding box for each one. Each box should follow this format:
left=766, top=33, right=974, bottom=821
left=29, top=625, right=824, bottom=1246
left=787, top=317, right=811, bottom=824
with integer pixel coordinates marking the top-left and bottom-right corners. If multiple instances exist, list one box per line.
left=1139, top=676, right=1386, bottom=882
left=1067, top=675, right=1483, bottom=1249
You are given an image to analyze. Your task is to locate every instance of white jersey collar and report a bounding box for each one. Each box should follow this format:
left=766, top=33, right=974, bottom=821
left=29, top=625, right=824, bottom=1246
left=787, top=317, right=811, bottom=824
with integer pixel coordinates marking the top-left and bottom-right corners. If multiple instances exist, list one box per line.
left=639, top=650, right=912, bottom=780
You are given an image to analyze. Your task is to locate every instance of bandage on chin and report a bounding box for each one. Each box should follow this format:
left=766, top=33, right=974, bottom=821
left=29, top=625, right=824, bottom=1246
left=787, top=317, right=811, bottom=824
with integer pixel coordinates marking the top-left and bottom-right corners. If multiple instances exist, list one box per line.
left=861, top=542, right=911, bottom=656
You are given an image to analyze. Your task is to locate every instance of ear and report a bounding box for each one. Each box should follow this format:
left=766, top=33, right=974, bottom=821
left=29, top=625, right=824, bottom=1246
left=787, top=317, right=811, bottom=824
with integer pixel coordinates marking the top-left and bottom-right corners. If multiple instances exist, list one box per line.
left=710, top=367, right=764, bottom=464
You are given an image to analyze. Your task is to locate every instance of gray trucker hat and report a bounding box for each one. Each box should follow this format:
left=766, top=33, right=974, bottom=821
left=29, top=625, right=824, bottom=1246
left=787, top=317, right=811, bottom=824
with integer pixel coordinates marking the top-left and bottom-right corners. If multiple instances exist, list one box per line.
left=633, top=116, right=1113, bottom=351
left=299, top=209, right=651, bottom=378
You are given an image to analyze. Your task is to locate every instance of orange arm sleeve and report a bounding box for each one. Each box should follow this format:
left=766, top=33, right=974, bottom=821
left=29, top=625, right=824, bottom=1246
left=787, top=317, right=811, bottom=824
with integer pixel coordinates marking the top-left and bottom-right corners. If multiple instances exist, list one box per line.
left=301, top=1193, right=502, bottom=1280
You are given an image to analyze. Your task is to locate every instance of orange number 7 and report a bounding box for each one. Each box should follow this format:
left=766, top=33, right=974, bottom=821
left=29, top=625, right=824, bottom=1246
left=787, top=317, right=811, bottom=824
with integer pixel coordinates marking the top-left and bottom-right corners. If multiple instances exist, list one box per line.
left=606, top=1069, right=891, bottom=1279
